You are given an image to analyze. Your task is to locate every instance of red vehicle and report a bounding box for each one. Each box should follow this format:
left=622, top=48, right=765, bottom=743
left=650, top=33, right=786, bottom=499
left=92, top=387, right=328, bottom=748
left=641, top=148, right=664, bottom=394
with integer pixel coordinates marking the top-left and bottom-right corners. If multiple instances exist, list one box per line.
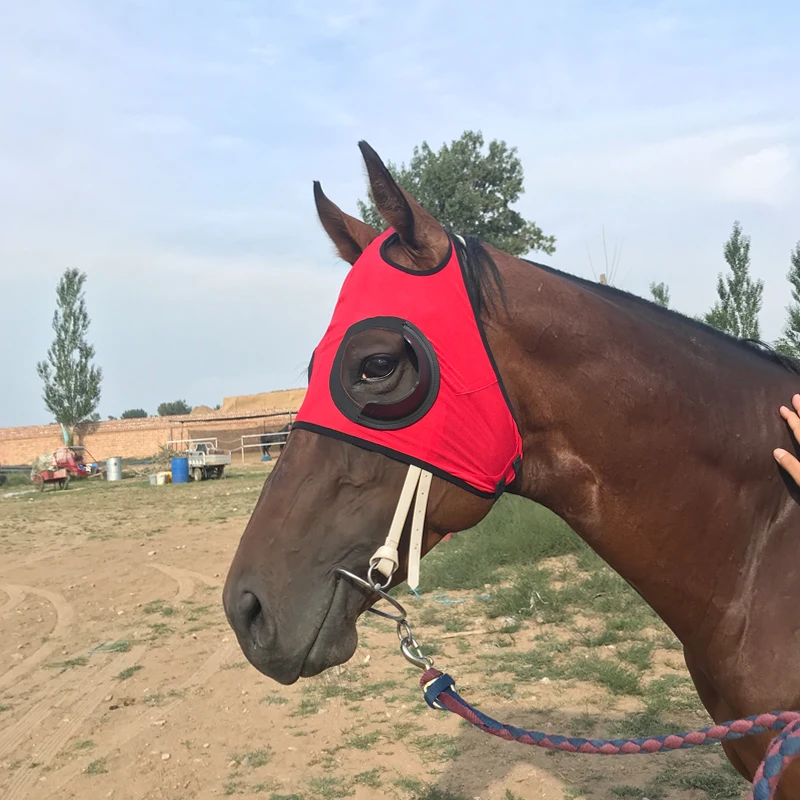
left=31, top=447, right=92, bottom=492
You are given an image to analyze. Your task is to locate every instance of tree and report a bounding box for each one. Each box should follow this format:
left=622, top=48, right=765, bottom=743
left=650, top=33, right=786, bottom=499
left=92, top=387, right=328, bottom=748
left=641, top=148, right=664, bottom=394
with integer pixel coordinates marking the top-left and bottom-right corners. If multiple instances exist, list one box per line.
left=121, top=408, right=148, bottom=419
left=650, top=282, right=670, bottom=308
left=776, top=241, right=800, bottom=358
left=357, top=130, right=556, bottom=256
left=157, top=400, right=192, bottom=416
left=36, top=269, right=103, bottom=432
left=703, top=221, right=763, bottom=338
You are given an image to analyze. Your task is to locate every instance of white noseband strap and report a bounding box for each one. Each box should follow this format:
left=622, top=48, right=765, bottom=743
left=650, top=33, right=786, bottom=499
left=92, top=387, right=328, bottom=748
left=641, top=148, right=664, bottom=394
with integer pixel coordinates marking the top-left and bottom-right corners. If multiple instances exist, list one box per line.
left=369, top=465, right=433, bottom=591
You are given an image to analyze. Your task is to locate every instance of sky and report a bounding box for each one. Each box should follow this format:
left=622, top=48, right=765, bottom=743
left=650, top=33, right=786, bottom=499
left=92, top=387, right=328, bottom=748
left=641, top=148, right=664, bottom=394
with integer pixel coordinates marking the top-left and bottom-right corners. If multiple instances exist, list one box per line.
left=1, top=0, right=799, bottom=427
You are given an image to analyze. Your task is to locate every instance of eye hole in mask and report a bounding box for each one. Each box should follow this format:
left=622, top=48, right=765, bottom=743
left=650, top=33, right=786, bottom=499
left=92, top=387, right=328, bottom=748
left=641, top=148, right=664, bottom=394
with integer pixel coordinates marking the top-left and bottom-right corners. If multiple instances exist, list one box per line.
left=329, top=316, right=440, bottom=430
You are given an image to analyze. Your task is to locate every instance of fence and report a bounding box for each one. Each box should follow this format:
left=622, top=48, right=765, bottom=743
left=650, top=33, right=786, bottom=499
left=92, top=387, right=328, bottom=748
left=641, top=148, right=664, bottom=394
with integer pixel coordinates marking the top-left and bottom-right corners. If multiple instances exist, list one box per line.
left=239, top=430, right=291, bottom=463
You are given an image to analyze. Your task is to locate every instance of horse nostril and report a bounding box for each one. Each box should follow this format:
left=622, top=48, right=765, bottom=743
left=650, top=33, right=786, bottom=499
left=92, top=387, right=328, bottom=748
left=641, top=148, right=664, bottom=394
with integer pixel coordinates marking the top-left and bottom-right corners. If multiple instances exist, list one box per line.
left=239, top=590, right=262, bottom=626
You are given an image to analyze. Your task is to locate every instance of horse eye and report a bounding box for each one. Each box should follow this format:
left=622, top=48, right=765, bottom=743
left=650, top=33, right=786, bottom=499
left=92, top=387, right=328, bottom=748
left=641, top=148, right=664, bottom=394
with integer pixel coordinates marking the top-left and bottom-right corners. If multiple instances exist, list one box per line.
left=361, top=355, right=397, bottom=382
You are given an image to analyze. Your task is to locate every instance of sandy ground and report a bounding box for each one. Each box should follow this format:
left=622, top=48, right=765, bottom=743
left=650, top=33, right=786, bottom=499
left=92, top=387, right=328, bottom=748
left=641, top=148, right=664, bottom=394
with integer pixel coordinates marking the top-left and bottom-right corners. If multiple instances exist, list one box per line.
left=0, top=470, right=742, bottom=800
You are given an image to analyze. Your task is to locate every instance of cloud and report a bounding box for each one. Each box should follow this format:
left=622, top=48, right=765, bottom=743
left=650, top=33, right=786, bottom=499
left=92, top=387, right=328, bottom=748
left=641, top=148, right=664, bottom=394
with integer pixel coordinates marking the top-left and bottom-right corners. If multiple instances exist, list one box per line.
left=718, top=145, right=796, bottom=206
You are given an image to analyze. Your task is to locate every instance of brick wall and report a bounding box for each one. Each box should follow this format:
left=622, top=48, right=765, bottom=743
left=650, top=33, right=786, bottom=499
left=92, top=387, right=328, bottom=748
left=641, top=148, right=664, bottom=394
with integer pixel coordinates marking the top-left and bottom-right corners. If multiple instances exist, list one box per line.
left=0, top=410, right=297, bottom=466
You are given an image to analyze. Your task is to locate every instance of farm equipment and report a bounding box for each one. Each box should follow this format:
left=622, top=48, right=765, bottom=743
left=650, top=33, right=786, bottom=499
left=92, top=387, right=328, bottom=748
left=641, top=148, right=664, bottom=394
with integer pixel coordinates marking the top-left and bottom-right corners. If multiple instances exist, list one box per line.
left=186, top=442, right=231, bottom=481
left=30, top=447, right=93, bottom=492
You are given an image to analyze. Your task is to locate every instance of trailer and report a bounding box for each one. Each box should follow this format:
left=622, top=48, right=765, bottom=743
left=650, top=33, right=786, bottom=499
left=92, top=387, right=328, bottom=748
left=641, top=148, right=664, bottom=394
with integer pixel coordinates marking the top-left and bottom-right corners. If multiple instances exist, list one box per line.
left=186, top=442, right=231, bottom=481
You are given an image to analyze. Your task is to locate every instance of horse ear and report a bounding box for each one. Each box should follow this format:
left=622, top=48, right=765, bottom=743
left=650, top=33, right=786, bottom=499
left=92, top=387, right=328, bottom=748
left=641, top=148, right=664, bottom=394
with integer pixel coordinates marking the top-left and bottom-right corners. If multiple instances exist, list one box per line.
left=358, top=141, right=450, bottom=271
left=313, top=181, right=380, bottom=266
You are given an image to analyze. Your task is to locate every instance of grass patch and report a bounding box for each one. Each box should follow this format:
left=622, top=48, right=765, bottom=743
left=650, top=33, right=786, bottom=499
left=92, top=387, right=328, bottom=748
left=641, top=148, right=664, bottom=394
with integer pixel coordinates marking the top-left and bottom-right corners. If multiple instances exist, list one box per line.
left=223, top=775, right=248, bottom=795
left=231, top=748, right=272, bottom=768
left=412, top=496, right=584, bottom=592
left=262, top=693, right=290, bottom=706
left=394, top=776, right=427, bottom=794
left=484, top=567, right=568, bottom=623
left=566, top=655, right=643, bottom=695
left=116, top=665, right=143, bottom=681
left=644, top=674, right=700, bottom=712
left=46, top=656, right=88, bottom=671
left=148, top=622, right=173, bottom=638
left=269, top=795, right=304, bottom=800
left=85, top=758, right=107, bottom=775
left=0, top=704, right=11, bottom=712
left=657, top=761, right=748, bottom=799
left=343, top=731, right=380, bottom=750
left=143, top=599, right=175, bottom=616
left=410, top=734, right=460, bottom=763
left=354, top=768, right=382, bottom=788
left=307, top=776, right=354, bottom=798
left=291, top=698, right=321, bottom=717
left=74, top=740, right=95, bottom=750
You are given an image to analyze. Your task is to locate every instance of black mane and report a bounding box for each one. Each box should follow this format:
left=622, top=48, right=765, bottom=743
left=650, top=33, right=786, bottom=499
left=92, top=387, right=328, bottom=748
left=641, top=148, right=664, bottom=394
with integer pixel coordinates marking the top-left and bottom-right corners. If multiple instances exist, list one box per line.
left=452, top=232, right=800, bottom=378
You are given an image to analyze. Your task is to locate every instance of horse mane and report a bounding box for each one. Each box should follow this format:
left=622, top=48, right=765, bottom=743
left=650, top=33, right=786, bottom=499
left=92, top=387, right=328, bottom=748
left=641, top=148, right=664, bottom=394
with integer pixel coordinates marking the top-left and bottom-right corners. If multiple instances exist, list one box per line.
left=452, top=232, right=800, bottom=379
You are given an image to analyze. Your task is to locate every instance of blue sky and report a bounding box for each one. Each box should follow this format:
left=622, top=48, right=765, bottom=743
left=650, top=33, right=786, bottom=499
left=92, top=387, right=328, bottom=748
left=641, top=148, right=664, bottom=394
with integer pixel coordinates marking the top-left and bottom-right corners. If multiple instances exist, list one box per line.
left=1, top=0, right=799, bottom=427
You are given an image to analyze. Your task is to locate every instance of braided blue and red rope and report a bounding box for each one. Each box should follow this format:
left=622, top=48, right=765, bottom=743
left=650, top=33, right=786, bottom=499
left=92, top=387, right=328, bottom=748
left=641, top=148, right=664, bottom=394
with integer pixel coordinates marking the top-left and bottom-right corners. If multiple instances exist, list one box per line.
left=420, top=668, right=800, bottom=799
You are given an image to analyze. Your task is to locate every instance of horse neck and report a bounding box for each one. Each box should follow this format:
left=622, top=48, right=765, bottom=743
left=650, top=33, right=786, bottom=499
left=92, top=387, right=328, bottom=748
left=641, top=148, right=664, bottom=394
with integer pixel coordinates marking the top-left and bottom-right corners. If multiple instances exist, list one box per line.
left=491, top=254, right=797, bottom=644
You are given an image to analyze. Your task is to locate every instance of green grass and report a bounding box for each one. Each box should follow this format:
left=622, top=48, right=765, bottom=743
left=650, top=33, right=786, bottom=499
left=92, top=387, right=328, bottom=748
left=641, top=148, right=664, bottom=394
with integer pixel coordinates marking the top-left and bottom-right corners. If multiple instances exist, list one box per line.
left=657, top=761, right=748, bottom=799
left=142, top=599, right=175, bottom=616
left=617, top=642, right=654, bottom=670
left=566, top=655, right=643, bottom=695
left=291, top=698, right=321, bottom=717
left=354, top=768, right=382, bottom=788
left=307, top=776, right=353, bottom=799
left=85, top=758, right=107, bottom=775
left=46, top=656, right=88, bottom=670
left=74, top=740, right=95, bottom=750
left=262, top=693, right=290, bottom=706
left=116, top=665, right=143, bottom=681
left=230, top=748, right=272, bottom=768
left=410, top=495, right=584, bottom=592
left=410, top=734, right=460, bottom=763
left=0, top=704, right=11, bottom=712
left=343, top=731, right=380, bottom=750
left=269, top=795, right=304, bottom=800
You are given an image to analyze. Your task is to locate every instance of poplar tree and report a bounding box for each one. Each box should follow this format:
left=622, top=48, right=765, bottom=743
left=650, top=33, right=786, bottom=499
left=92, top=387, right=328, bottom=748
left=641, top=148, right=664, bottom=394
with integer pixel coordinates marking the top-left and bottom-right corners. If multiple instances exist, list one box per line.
left=704, top=221, right=763, bottom=338
left=776, top=242, right=800, bottom=358
left=36, top=269, right=103, bottom=431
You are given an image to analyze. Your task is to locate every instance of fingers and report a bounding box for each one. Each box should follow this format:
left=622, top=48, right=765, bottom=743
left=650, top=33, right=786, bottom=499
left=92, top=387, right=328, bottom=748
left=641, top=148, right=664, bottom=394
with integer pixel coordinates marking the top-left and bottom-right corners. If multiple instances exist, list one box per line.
left=779, top=395, right=800, bottom=444
left=774, top=448, right=800, bottom=486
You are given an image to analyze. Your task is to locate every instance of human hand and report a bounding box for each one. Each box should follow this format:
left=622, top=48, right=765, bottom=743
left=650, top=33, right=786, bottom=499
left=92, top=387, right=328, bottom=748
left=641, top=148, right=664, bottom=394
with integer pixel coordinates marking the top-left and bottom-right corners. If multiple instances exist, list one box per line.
left=774, top=394, right=800, bottom=485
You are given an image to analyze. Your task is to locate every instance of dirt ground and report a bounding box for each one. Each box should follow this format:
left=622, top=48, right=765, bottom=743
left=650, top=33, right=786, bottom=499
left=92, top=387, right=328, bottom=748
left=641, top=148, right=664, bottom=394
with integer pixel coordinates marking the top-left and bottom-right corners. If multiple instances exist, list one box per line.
left=0, top=469, right=744, bottom=800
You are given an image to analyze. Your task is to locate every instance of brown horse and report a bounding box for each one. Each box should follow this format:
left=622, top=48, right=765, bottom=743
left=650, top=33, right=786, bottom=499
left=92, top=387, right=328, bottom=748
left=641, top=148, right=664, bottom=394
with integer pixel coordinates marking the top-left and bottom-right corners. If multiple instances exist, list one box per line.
left=223, top=141, right=800, bottom=794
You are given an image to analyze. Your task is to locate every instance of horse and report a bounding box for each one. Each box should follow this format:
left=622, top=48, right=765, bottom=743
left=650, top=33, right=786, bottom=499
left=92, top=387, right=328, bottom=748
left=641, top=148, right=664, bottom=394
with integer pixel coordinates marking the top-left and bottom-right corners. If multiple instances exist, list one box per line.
left=223, top=141, right=800, bottom=795
left=260, top=423, right=292, bottom=457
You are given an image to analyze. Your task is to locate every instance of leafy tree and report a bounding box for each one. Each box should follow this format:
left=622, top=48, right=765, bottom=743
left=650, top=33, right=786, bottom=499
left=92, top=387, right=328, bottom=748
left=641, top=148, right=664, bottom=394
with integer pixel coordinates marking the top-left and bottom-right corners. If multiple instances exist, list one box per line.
left=121, top=408, right=148, bottom=419
left=157, top=400, right=192, bottom=416
left=650, top=282, right=670, bottom=308
left=704, top=221, right=763, bottom=338
left=358, top=130, right=556, bottom=256
left=36, top=268, right=103, bottom=432
left=776, top=242, right=800, bottom=359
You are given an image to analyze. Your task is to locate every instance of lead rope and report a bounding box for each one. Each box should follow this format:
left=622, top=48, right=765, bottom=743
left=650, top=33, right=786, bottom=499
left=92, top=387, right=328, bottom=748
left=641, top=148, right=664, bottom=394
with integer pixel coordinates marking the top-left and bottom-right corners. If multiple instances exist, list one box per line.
left=333, top=463, right=800, bottom=800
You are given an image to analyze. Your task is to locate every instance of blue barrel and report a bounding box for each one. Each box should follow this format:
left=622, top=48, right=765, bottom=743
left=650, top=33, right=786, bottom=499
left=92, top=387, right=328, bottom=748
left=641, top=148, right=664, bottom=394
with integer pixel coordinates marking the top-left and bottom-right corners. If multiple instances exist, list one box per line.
left=171, top=457, right=189, bottom=484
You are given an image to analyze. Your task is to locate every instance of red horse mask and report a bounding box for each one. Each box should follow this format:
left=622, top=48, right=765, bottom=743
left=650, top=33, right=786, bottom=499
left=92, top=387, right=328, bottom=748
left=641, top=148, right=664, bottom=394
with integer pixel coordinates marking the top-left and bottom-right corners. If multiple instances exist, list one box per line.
left=294, top=229, right=522, bottom=498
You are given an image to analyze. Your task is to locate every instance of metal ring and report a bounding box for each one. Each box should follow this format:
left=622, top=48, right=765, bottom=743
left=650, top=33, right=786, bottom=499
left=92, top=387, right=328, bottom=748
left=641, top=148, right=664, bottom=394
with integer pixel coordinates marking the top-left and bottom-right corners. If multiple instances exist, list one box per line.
left=367, top=562, right=393, bottom=591
left=333, top=567, right=407, bottom=622
left=397, top=620, right=413, bottom=643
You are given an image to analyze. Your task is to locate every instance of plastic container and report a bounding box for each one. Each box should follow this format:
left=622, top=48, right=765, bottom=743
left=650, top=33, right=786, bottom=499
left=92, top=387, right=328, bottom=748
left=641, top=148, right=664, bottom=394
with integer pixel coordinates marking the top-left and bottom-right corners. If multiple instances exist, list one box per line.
left=106, top=457, right=122, bottom=482
left=171, top=457, right=189, bottom=484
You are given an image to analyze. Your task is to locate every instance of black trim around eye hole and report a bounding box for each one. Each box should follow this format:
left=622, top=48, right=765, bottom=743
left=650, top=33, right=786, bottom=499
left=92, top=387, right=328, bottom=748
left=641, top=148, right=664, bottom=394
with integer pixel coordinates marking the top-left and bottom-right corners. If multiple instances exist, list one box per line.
left=379, top=232, right=452, bottom=275
left=329, top=316, right=440, bottom=431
